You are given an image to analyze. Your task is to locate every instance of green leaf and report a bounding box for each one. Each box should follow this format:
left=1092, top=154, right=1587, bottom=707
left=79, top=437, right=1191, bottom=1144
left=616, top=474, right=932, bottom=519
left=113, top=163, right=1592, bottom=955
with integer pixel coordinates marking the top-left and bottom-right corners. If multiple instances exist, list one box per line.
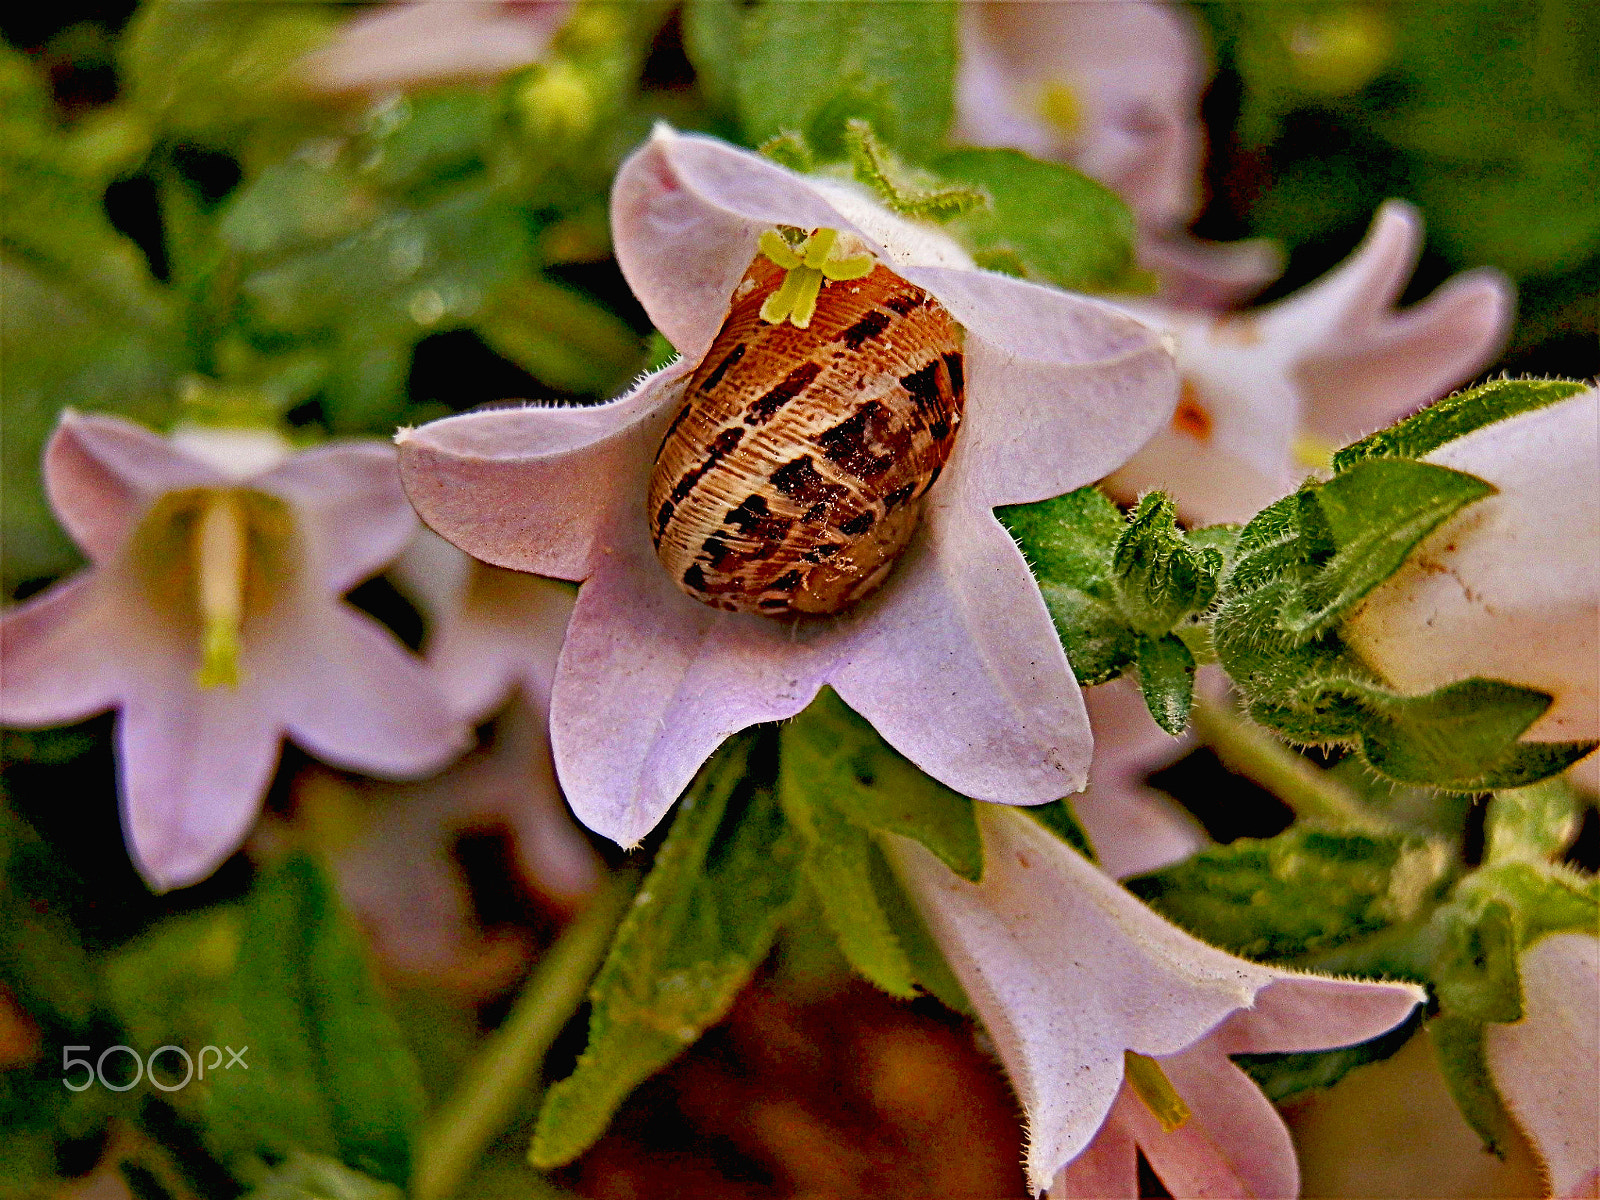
left=869, top=847, right=973, bottom=1016
left=1430, top=1015, right=1521, bottom=1158
left=933, top=147, right=1142, bottom=292
left=681, top=0, right=743, bottom=112
left=1333, top=380, right=1588, bottom=472
left=1128, top=827, right=1453, bottom=961
left=532, top=731, right=801, bottom=1168
left=783, top=797, right=918, bottom=999
left=999, top=487, right=1138, bottom=686
left=1485, top=778, right=1588, bottom=864
left=779, top=689, right=982, bottom=881
left=733, top=0, right=957, bottom=157
left=1235, top=1007, right=1421, bottom=1103
left=1138, top=634, right=1197, bottom=736
left=204, top=855, right=425, bottom=1188
left=1282, top=459, right=1494, bottom=636
left=1353, top=680, right=1598, bottom=792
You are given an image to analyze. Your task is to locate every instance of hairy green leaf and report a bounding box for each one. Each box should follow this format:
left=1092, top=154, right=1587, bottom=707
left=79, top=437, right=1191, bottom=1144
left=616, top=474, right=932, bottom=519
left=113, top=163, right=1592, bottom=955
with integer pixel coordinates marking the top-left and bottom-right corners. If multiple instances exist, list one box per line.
left=1485, top=778, right=1588, bottom=864
left=780, top=689, right=982, bottom=881
left=1430, top=1015, right=1521, bottom=1158
left=532, top=732, right=801, bottom=1168
left=1113, top=493, right=1223, bottom=636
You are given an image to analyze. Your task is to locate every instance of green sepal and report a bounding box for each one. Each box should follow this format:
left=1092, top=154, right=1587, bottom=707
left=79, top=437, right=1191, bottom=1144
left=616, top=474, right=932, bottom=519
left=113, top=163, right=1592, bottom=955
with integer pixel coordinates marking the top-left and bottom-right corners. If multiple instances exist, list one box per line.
left=843, top=121, right=988, bottom=220
left=1453, top=860, right=1600, bottom=951
left=531, top=731, right=801, bottom=1168
left=780, top=688, right=982, bottom=882
left=1333, top=378, right=1590, bottom=472
left=1485, top=778, right=1588, bottom=864
left=932, top=147, right=1142, bottom=293
left=203, top=854, right=425, bottom=1189
left=1430, top=1015, right=1521, bottom=1159
left=1113, top=493, right=1223, bottom=637
left=998, top=487, right=1137, bottom=686
left=869, top=848, right=974, bottom=1016
left=1138, top=633, right=1197, bottom=736
left=1127, top=827, right=1454, bottom=961
left=1431, top=901, right=1523, bottom=1024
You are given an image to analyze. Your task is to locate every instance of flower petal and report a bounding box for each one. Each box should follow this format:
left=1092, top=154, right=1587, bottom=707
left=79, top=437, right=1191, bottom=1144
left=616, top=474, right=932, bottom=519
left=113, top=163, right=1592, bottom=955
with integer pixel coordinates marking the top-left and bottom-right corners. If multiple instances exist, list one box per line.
left=1209, top=973, right=1424, bottom=1056
left=548, top=514, right=830, bottom=846
left=1486, top=933, right=1600, bottom=1200
left=45, top=412, right=222, bottom=564
left=118, top=671, right=285, bottom=892
left=908, top=267, right=1179, bottom=506
left=1134, top=1045, right=1299, bottom=1200
left=885, top=804, right=1281, bottom=1191
left=396, top=361, right=690, bottom=580
left=304, top=0, right=572, bottom=94
left=1137, top=230, right=1284, bottom=311
left=1272, top=201, right=1513, bottom=440
left=275, top=602, right=470, bottom=779
left=257, top=441, right=419, bottom=595
left=830, top=498, right=1092, bottom=804
left=1048, top=1092, right=1140, bottom=1200
left=0, top=574, right=123, bottom=726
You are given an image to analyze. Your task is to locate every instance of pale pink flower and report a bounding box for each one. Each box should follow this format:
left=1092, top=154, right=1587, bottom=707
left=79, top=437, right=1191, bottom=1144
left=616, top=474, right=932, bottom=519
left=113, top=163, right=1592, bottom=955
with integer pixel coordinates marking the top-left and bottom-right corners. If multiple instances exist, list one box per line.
left=1485, top=933, right=1600, bottom=1200
left=1108, top=201, right=1514, bottom=526
left=397, top=124, right=1178, bottom=846
left=954, top=0, right=1282, bottom=308
left=303, top=0, right=573, bottom=95
left=1343, top=386, right=1599, bottom=788
left=884, top=803, right=1425, bottom=1195
left=0, top=412, right=469, bottom=890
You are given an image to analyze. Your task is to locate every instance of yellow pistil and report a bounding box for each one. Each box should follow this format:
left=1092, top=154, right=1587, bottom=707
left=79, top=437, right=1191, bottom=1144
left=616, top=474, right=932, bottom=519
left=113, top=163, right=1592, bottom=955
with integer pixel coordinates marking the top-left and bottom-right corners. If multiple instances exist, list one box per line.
left=1124, top=1051, right=1193, bottom=1133
left=193, top=491, right=247, bottom=689
left=1038, top=81, right=1084, bottom=137
left=757, top=227, right=874, bottom=329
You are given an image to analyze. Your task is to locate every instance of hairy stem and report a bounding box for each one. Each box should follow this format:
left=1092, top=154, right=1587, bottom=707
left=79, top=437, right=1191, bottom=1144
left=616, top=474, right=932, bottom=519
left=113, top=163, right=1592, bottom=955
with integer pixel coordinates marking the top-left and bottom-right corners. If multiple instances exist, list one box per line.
left=414, top=872, right=636, bottom=1200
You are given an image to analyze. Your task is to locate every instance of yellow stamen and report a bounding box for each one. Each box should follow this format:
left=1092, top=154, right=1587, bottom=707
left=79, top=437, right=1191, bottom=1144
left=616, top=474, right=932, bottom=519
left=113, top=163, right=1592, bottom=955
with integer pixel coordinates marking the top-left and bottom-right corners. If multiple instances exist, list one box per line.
left=1038, top=81, right=1083, bottom=137
left=1124, top=1051, right=1193, bottom=1133
left=193, top=491, right=246, bottom=689
left=757, top=227, right=875, bottom=327
left=1293, top=434, right=1337, bottom=470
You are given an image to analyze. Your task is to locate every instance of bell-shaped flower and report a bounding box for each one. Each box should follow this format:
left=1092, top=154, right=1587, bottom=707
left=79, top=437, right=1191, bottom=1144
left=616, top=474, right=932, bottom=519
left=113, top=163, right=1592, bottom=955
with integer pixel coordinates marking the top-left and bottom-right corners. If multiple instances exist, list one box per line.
left=0, top=412, right=470, bottom=891
left=1108, top=201, right=1514, bottom=526
left=1343, top=385, right=1599, bottom=790
left=304, top=0, right=573, bottom=95
left=1485, top=933, right=1600, bottom=1199
left=884, top=804, right=1425, bottom=1195
left=397, top=124, right=1178, bottom=847
left=954, top=0, right=1282, bottom=308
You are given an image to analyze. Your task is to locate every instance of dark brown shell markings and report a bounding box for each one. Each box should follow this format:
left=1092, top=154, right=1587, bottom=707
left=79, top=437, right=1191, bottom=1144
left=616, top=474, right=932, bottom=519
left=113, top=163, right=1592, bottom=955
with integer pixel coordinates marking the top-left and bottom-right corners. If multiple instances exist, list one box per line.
left=647, top=229, right=965, bottom=617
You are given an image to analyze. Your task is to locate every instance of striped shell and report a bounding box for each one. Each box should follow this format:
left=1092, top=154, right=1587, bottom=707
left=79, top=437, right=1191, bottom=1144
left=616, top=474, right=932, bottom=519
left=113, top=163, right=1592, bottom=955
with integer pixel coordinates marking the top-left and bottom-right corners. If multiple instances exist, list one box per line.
left=647, top=247, right=964, bottom=617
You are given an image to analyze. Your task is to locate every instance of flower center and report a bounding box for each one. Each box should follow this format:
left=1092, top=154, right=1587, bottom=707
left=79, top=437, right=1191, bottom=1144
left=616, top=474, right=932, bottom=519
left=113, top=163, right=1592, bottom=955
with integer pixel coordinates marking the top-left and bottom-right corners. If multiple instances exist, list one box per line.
left=1037, top=81, right=1084, bottom=137
left=1124, top=1051, right=1193, bottom=1133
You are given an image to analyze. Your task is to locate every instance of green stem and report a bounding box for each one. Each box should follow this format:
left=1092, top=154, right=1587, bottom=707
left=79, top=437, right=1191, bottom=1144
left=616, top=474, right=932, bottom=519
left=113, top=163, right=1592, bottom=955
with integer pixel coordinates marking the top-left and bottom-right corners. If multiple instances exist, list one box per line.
left=1190, top=695, right=1396, bottom=835
left=413, top=872, right=635, bottom=1200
